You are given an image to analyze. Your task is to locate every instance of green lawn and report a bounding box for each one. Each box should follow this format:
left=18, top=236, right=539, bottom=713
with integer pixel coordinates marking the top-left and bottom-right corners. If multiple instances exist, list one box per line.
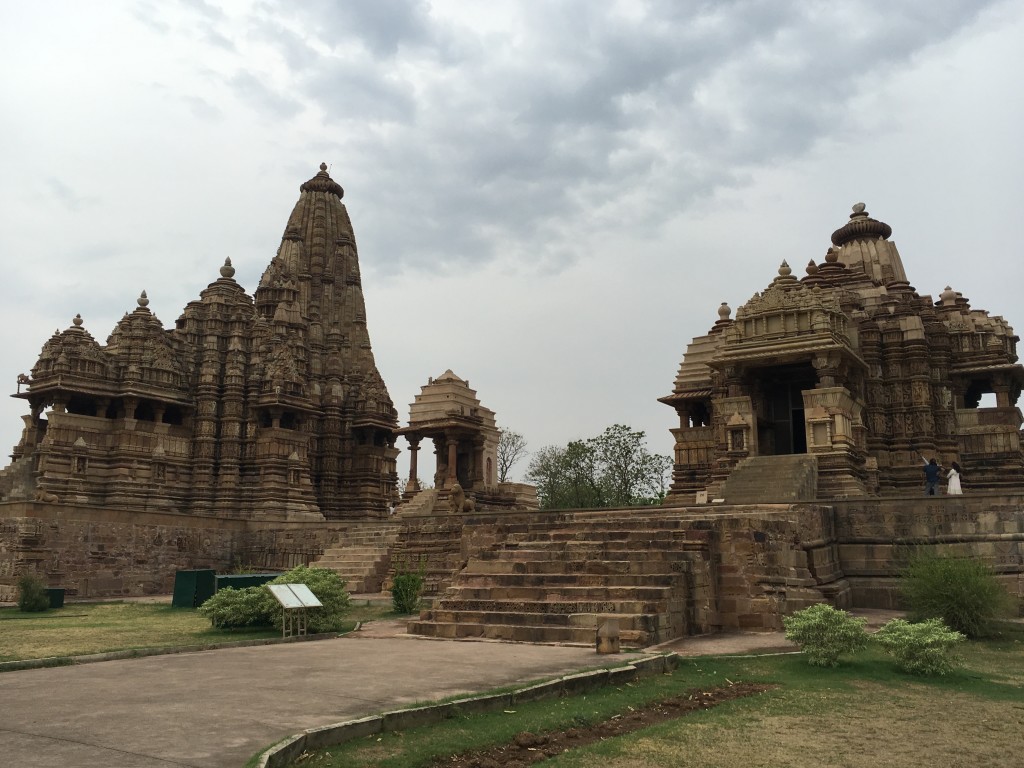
left=0, top=597, right=397, bottom=663
left=289, top=622, right=1024, bottom=768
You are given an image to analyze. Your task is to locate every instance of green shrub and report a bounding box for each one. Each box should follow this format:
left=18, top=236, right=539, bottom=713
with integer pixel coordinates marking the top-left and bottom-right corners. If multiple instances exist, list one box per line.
left=199, top=566, right=350, bottom=632
left=874, top=618, right=965, bottom=676
left=783, top=603, right=868, bottom=667
left=270, top=566, right=350, bottom=633
left=901, top=552, right=1014, bottom=638
left=391, top=560, right=425, bottom=614
left=198, top=585, right=271, bottom=628
left=17, top=573, right=50, bottom=612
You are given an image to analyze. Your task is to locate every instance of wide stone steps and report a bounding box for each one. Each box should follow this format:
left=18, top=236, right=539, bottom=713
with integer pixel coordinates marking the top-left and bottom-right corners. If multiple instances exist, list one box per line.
left=312, top=524, right=401, bottom=593
left=454, top=572, right=678, bottom=589
left=432, top=596, right=673, bottom=614
left=441, top=584, right=675, bottom=602
left=405, top=619, right=653, bottom=646
left=496, top=525, right=702, bottom=542
left=456, top=569, right=679, bottom=585
left=477, top=543, right=702, bottom=561
left=409, top=517, right=704, bottom=647
left=464, top=558, right=688, bottom=576
left=450, top=577, right=679, bottom=593
left=719, top=455, right=818, bottom=504
left=386, top=518, right=468, bottom=595
left=418, top=608, right=674, bottom=631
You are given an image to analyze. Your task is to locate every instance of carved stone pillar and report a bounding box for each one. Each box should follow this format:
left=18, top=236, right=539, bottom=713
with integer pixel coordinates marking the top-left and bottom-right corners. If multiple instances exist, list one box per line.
left=446, top=436, right=458, bottom=485
left=406, top=437, right=421, bottom=493
left=472, top=436, right=485, bottom=489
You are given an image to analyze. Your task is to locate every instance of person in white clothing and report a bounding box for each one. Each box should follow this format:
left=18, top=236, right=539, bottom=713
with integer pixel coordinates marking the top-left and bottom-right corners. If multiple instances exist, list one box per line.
left=946, top=461, right=963, bottom=495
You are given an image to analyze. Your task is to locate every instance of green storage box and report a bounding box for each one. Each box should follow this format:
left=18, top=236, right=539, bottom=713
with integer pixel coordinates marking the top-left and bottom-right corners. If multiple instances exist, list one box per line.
left=171, top=569, right=216, bottom=608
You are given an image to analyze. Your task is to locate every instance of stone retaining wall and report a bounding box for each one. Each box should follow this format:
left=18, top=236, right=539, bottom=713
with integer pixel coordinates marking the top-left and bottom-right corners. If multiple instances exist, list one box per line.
left=0, top=501, right=347, bottom=600
left=830, top=492, right=1024, bottom=609
left=2, top=495, right=1021, bottom=618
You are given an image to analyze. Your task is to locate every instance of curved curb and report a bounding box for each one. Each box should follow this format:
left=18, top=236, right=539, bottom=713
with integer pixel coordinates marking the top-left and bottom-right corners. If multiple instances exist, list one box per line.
left=253, top=652, right=681, bottom=768
left=0, top=631, right=341, bottom=674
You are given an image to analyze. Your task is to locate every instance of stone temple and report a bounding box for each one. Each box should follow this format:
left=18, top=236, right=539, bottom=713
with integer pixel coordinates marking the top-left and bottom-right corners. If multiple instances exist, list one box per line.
left=661, top=204, right=1024, bottom=503
left=0, top=185, right=1021, bottom=644
left=0, top=164, right=399, bottom=521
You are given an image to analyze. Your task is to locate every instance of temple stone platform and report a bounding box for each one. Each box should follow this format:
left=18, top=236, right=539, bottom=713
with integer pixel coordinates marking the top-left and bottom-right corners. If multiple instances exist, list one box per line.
left=2, top=494, right=1021, bottom=646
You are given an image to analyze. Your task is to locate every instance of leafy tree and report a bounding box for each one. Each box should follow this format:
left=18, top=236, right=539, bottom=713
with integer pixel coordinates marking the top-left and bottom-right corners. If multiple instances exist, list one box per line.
left=497, top=429, right=529, bottom=483
left=525, top=425, right=670, bottom=509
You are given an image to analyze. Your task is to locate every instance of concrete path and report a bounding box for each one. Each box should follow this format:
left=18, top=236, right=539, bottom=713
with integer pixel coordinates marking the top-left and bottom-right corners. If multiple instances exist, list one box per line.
left=0, top=609, right=902, bottom=768
left=0, top=633, right=606, bottom=768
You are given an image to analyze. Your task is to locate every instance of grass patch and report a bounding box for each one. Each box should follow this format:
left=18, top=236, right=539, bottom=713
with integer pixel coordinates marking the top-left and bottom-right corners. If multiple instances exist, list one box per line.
left=288, top=624, right=1024, bottom=768
left=0, top=596, right=400, bottom=663
left=0, top=602, right=280, bottom=662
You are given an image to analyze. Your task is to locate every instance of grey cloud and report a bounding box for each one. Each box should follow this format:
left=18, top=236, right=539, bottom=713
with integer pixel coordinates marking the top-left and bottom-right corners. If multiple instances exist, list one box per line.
left=236, top=0, right=1002, bottom=275
left=286, top=0, right=434, bottom=57
left=183, top=94, right=223, bottom=121
left=304, top=63, right=417, bottom=124
left=229, top=71, right=303, bottom=119
left=44, top=178, right=95, bottom=212
left=132, top=1, right=171, bottom=35
left=203, top=27, right=235, bottom=51
left=178, top=0, right=224, bottom=21
left=254, top=22, right=321, bottom=71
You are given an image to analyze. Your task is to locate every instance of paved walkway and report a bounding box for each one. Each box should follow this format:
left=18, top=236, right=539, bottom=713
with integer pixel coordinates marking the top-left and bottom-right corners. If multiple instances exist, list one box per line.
left=0, top=631, right=607, bottom=768
left=0, top=609, right=899, bottom=768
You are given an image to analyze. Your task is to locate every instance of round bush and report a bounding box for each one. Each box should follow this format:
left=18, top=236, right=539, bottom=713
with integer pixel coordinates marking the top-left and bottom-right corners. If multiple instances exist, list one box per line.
left=783, top=603, right=868, bottom=667
left=269, top=566, right=350, bottom=633
left=199, top=566, right=350, bottom=632
left=17, top=573, right=50, bottom=612
left=874, top=618, right=965, bottom=676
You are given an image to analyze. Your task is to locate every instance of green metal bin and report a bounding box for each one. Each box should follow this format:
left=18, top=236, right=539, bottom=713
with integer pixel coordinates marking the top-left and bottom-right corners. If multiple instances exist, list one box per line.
left=171, top=569, right=216, bottom=608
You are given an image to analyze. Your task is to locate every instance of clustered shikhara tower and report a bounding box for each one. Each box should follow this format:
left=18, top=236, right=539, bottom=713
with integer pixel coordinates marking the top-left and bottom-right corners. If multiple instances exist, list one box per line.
left=1, top=164, right=399, bottom=520
left=662, top=203, right=1024, bottom=500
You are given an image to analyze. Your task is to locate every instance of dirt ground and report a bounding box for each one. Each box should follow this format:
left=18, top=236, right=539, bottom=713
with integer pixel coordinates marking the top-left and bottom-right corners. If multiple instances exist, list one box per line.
left=417, top=682, right=772, bottom=768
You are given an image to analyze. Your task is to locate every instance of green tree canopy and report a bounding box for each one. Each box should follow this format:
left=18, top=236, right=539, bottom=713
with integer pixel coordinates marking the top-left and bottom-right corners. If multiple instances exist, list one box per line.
left=525, top=424, right=670, bottom=509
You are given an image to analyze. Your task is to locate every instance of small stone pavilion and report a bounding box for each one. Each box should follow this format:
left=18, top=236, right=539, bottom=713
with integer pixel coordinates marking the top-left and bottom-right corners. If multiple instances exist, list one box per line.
left=661, top=203, right=1024, bottom=501
left=398, top=370, right=500, bottom=493
left=0, top=164, right=399, bottom=520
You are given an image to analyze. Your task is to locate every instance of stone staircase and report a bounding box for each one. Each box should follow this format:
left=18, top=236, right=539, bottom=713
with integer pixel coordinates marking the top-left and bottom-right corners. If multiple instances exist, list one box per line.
left=717, top=455, right=818, bottom=504
left=0, top=453, right=35, bottom=501
left=385, top=517, right=467, bottom=595
left=312, top=523, right=401, bottom=594
left=396, top=488, right=439, bottom=517
left=408, top=514, right=713, bottom=647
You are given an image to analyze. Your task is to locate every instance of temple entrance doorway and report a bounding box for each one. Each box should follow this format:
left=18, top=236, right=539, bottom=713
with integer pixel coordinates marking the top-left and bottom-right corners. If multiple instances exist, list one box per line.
left=754, top=363, right=816, bottom=455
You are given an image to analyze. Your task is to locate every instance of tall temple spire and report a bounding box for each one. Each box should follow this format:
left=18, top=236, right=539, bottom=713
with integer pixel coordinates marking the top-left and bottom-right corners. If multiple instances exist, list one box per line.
left=9, top=163, right=399, bottom=520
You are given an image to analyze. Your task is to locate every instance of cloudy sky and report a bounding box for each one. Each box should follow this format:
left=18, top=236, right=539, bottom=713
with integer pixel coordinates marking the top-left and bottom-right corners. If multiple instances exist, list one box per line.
left=1, top=0, right=1022, bottom=484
